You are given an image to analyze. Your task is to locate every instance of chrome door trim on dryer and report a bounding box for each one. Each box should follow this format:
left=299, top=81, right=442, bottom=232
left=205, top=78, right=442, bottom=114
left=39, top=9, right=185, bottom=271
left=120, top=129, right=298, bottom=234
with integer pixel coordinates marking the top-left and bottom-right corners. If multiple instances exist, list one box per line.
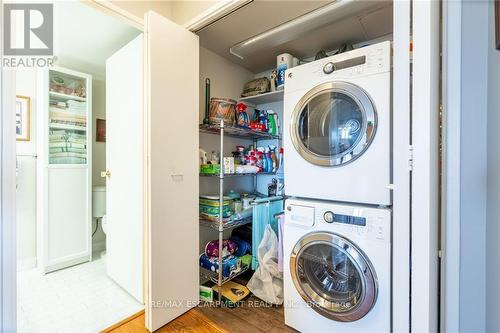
left=289, top=81, right=377, bottom=167
left=290, top=231, right=378, bottom=322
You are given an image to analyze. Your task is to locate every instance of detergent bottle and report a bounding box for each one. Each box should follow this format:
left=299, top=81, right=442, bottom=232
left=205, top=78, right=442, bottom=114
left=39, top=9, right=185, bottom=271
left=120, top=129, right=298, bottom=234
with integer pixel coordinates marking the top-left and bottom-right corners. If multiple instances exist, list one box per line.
left=267, top=110, right=277, bottom=135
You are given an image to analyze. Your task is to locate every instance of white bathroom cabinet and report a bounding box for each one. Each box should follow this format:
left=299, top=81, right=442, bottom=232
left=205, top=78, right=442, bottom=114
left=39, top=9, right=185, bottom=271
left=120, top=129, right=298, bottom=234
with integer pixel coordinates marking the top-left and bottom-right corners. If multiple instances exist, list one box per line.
left=36, top=66, right=92, bottom=273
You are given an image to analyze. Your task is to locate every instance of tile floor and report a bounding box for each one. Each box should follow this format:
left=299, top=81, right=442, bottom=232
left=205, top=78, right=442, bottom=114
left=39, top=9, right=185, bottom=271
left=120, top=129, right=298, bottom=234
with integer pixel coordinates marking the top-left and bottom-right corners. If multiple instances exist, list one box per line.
left=17, top=253, right=143, bottom=333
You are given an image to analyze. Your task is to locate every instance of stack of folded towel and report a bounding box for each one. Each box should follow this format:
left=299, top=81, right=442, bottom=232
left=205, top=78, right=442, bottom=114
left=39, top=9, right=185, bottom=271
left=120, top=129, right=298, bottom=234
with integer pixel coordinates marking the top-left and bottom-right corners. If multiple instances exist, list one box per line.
left=49, top=100, right=87, bottom=130
left=49, top=129, right=87, bottom=164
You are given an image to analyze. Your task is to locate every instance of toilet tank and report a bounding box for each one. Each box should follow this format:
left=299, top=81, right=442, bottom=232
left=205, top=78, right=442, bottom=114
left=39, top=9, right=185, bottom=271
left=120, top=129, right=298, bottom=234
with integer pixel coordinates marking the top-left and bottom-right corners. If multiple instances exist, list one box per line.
left=92, top=185, right=106, bottom=218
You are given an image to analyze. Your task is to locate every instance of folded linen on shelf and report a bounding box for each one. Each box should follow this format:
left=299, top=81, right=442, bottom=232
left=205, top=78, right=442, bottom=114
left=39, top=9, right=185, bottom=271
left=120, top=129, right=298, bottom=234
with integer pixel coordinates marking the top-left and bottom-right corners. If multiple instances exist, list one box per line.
left=49, top=156, right=86, bottom=164
left=49, top=147, right=86, bottom=154
left=50, top=152, right=87, bottom=158
left=49, top=131, right=86, bottom=141
left=50, top=109, right=86, bottom=122
left=49, top=141, right=86, bottom=149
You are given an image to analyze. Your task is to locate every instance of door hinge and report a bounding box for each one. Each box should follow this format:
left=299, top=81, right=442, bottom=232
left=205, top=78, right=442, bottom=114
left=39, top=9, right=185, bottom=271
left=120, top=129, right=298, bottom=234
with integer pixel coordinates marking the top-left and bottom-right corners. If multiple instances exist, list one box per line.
left=438, top=250, right=443, bottom=258
left=408, top=145, right=414, bottom=171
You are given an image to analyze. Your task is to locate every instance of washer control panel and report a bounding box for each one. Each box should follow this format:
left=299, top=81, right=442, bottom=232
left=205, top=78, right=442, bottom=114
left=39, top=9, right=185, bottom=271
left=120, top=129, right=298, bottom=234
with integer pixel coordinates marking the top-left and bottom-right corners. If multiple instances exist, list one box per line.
left=315, top=206, right=390, bottom=242
left=285, top=199, right=391, bottom=242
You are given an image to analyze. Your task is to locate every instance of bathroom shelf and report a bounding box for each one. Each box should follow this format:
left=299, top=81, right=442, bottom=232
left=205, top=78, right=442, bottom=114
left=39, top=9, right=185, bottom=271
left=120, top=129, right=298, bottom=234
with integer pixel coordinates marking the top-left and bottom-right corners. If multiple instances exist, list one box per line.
left=49, top=91, right=87, bottom=102
left=199, top=123, right=280, bottom=140
left=239, top=90, right=284, bottom=105
left=200, top=264, right=250, bottom=285
left=200, top=172, right=276, bottom=178
left=199, top=216, right=252, bottom=231
left=49, top=123, right=87, bottom=131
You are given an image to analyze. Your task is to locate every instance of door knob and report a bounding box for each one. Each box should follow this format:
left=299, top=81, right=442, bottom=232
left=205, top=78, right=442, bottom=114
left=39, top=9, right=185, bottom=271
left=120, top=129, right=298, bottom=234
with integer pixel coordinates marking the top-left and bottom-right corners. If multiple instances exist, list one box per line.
left=101, top=170, right=111, bottom=178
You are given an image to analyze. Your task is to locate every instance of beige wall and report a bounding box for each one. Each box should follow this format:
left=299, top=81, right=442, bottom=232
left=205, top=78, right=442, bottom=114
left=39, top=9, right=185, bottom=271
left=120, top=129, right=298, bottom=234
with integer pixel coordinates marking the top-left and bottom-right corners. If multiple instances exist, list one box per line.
left=170, top=1, right=220, bottom=25
left=199, top=46, right=253, bottom=122
left=108, top=1, right=224, bottom=25
left=109, top=0, right=172, bottom=21
left=92, top=78, right=106, bottom=188
left=91, top=78, right=107, bottom=248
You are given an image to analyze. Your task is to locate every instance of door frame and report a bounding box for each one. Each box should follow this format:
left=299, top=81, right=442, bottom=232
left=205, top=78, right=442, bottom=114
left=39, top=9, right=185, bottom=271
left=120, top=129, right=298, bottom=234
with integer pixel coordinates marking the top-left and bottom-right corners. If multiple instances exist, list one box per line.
left=392, top=1, right=411, bottom=331
left=411, top=1, right=441, bottom=332
left=1, top=62, right=17, bottom=333
left=441, top=0, right=461, bottom=331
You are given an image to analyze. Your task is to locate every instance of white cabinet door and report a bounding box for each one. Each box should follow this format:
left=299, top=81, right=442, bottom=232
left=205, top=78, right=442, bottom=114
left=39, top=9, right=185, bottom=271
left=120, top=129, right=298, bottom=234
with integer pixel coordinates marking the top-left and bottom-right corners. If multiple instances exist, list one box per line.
left=105, top=34, right=144, bottom=303
left=37, top=67, right=92, bottom=274
left=144, top=11, right=199, bottom=331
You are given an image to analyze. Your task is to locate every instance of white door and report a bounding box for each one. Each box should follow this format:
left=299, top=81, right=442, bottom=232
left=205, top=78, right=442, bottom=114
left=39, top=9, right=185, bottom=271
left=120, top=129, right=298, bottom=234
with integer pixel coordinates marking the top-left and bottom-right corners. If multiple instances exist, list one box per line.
left=105, top=34, right=144, bottom=303
left=144, top=11, right=199, bottom=331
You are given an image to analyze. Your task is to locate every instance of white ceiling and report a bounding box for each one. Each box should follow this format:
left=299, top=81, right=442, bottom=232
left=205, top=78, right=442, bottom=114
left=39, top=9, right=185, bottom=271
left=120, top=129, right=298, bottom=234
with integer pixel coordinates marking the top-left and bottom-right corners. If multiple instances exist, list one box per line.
left=53, top=1, right=141, bottom=78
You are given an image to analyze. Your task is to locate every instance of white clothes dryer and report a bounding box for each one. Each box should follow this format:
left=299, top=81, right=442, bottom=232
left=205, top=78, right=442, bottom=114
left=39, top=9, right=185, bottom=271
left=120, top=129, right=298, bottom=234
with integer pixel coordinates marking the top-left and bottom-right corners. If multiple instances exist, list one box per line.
left=284, top=41, right=391, bottom=205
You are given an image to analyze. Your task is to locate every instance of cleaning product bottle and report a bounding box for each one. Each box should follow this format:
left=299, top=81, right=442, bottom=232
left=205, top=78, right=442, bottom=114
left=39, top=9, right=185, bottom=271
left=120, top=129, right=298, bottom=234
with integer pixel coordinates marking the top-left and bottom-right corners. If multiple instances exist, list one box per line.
left=263, top=147, right=272, bottom=173
left=259, top=110, right=268, bottom=132
left=277, top=147, right=284, bottom=175
left=269, top=145, right=278, bottom=172
left=273, top=112, right=280, bottom=136
left=256, top=149, right=264, bottom=172
left=236, top=102, right=249, bottom=127
left=267, top=151, right=274, bottom=173
left=267, top=110, right=277, bottom=135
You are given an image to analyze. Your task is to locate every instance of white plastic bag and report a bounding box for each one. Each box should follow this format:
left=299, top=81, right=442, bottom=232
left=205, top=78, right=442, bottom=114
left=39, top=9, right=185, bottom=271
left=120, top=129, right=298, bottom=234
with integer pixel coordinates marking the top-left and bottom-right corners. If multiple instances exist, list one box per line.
left=247, top=224, right=283, bottom=305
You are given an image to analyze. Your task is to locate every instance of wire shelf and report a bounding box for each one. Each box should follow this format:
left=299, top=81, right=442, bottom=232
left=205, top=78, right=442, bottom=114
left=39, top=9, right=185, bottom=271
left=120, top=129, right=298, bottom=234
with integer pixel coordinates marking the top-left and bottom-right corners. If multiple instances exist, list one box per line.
left=200, top=264, right=250, bottom=285
left=199, top=123, right=280, bottom=140
left=200, top=172, right=276, bottom=178
left=199, top=216, right=252, bottom=231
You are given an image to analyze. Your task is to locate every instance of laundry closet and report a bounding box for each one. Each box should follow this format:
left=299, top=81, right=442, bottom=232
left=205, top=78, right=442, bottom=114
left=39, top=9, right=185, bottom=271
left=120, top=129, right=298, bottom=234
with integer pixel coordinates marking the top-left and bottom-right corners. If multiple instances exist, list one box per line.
left=90, top=1, right=446, bottom=332
left=138, top=0, right=437, bottom=331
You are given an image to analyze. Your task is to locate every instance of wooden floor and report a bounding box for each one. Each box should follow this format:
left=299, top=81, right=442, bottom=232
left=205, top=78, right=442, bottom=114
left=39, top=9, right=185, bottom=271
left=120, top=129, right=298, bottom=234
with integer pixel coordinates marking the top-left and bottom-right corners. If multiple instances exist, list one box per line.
left=103, top=297, right=297, bottom=333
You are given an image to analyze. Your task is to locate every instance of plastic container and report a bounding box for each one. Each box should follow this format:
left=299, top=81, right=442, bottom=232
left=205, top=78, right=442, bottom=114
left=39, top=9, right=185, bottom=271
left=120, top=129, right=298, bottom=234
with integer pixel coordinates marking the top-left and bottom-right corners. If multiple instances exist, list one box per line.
left=209, top=98, right=237, bottom=125
left=200, top=164, right=221, bottom=175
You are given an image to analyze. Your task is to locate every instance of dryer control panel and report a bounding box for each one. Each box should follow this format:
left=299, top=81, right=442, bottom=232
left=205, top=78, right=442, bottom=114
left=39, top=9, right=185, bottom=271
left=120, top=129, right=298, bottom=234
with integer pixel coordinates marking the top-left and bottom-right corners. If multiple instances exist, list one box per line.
left=284, top=41, right=391, bottom=93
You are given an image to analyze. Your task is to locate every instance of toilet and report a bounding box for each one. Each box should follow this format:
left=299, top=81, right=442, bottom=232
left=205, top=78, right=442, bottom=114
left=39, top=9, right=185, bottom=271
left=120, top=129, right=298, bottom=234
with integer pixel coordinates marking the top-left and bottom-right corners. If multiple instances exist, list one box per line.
left=92, top=185, right=107, bottom=258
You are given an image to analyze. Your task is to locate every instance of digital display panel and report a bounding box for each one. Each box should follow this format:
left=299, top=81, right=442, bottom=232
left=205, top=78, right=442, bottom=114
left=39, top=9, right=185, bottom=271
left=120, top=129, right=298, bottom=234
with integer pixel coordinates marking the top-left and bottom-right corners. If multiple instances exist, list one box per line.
left=333, top=213, right=366, bottom=226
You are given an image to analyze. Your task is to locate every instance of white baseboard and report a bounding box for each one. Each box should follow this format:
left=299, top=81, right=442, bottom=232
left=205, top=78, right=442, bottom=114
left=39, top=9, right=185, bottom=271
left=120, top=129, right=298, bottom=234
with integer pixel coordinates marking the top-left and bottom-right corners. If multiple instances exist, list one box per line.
left=92, top=240, right=106, bottom=253
left=17, top=257, right=37, bottom=271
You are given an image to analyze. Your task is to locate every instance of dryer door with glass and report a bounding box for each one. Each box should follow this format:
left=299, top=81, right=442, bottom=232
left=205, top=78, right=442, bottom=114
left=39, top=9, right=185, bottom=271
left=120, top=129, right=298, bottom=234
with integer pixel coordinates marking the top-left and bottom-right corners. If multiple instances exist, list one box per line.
left=290, top=231, right=378, bottom=322
left=290, top=81, right=377, bottom=167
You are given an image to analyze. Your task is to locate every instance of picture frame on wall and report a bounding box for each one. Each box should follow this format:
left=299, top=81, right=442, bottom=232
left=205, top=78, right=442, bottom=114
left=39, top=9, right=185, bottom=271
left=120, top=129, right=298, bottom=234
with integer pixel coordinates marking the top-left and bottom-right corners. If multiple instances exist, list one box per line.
left=16, top=95, right=30, bottom=141
left=496, top=0, right=500, bottom=50
left=96, top=118, right=106, bottom=142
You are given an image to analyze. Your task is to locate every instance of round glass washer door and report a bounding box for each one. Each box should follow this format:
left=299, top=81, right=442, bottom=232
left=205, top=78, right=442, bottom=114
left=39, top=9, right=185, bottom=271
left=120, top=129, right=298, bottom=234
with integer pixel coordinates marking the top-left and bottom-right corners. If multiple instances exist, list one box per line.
left=290, top=232, right=378, bottom=322
left=290, top=81, right=377, bottom=167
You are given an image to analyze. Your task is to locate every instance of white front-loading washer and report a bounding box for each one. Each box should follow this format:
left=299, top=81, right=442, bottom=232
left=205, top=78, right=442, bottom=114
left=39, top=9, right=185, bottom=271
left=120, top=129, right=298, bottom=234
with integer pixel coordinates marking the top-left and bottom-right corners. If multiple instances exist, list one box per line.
left=283, top=198, right=391, bottom=333
left=284, top=41, right=391, bottom=206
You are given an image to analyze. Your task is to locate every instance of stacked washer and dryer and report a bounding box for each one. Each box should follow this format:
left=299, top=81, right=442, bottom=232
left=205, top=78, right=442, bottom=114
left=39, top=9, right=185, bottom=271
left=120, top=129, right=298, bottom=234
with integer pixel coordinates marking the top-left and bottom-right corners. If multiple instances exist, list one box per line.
left=282, top=41, right=392, bottom=332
